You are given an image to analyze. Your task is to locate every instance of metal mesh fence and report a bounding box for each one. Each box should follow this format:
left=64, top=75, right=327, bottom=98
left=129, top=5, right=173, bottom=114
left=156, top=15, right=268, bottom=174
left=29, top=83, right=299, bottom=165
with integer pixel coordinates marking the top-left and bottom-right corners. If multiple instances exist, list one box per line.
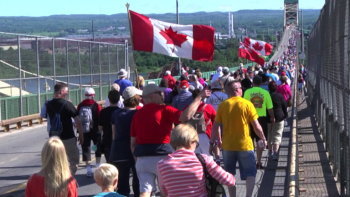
left=0, top=32, right=127, bottom=120
left=306, top=0, right=350, bottom=195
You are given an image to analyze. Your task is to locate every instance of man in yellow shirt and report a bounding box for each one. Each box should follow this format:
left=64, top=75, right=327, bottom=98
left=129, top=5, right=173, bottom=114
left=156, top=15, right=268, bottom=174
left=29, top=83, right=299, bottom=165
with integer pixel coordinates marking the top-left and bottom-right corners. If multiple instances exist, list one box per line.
left=209, top=80, right=266, bottom=197
left=244, top=75, right=275, bottom=169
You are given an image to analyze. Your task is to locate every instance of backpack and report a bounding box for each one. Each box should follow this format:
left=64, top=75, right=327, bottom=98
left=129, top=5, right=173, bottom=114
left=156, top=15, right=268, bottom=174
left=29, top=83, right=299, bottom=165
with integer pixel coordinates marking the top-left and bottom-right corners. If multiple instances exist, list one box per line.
left=79, top=104, right=94, bottom=133
left=47, top=100, right=67, bottom=137
left=196, top=153, right=227, bottom=197
left=188, top=104, right=209, bottom=134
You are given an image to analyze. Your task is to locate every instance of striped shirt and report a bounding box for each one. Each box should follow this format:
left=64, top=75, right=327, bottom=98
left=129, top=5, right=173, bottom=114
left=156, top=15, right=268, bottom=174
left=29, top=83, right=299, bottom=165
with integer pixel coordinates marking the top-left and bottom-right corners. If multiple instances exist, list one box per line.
left=157, top=149, right=235, bottom=197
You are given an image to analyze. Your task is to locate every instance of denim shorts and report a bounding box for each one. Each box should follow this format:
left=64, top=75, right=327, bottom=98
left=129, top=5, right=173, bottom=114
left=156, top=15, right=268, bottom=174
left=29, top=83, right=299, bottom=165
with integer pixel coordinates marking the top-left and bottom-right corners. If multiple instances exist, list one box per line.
left=222, top=150, right=257, bottom=180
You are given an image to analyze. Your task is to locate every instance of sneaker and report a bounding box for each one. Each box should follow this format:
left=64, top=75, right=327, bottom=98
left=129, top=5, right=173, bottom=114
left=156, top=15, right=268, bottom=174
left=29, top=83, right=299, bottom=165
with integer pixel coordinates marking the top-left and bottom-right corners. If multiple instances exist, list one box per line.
left=95, top=163, right=100, bottom=168
left=256, top=162, right=264, bottom=169
left=87, top=170, right=93, bottom=178
left=273, top=154, right=279, bottom=161
left=87, top=166, right=93, bottom=178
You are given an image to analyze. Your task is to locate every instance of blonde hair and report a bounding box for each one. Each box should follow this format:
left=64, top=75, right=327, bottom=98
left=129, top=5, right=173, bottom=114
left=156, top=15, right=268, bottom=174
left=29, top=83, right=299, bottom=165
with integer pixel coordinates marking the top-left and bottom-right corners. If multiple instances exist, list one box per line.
left=94, top=163, right=119, bottom=188
left=138, top=76, right=145, bottom=87
left=41, top=137, right=72, bottom=197
left=170, top=124, right=199, bottom=150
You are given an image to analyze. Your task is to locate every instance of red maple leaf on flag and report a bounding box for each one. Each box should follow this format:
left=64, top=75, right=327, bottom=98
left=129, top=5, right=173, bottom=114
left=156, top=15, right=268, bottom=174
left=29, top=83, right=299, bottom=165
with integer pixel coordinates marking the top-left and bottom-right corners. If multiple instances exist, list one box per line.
left=252, top=42, right=263, bottom=51
left=160, top=26, right=188, bottom=48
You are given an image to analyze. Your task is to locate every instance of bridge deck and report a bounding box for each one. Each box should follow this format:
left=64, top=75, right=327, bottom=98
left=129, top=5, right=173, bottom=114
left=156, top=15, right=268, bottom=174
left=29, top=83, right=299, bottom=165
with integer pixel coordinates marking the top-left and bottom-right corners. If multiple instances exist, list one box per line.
left=297, top=89, right=340, bottom=196
left=0, top=113, right=294, bottom=197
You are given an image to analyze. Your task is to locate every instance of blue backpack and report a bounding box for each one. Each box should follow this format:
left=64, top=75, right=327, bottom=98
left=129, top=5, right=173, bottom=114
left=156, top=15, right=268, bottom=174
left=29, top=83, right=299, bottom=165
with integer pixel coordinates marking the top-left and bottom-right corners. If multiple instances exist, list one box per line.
left=47, top=100, right=67, bottom=137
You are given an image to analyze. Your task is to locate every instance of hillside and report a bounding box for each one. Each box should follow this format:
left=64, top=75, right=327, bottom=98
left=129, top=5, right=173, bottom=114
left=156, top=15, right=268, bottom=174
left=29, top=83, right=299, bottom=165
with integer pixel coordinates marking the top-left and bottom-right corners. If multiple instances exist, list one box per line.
left=0, top=10, right=320, bottom=36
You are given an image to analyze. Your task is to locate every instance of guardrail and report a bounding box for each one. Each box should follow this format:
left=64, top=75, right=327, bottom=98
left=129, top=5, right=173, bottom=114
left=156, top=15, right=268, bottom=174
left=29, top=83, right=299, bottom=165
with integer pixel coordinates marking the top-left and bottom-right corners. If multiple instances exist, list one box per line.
left=288, top=56, right=300, bottom=196
left=0, top=100, right=105, bottom=132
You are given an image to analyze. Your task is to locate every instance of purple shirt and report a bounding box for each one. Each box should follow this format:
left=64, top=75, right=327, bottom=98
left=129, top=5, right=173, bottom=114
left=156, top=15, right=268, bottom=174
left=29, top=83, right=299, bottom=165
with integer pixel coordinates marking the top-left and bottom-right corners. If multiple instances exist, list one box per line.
left=163, top=88, right=172, bottom=103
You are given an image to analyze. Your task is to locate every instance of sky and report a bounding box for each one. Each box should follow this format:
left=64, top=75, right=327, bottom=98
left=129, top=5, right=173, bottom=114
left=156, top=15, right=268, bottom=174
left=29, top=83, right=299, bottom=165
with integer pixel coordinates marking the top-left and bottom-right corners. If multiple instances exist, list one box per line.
left=0, top=0, right=324, bottom=17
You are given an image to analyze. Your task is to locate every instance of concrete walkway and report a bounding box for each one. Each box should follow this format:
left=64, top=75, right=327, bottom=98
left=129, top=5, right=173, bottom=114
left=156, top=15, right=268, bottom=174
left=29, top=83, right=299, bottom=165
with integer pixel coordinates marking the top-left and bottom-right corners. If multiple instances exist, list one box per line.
left=297, top=90, right=340, bottom=196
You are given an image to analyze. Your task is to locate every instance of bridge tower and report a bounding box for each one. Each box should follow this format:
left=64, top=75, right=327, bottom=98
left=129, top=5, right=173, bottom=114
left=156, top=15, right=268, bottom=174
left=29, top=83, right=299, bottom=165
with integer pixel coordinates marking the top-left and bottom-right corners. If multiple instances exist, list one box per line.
left=284, top=0, right=299, bottom=27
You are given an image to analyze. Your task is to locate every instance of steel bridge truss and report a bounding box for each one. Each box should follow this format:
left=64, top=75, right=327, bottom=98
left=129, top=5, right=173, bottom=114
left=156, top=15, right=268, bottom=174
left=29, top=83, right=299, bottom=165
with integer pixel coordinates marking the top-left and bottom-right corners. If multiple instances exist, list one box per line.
left=284, top=3, right=299, bottom=27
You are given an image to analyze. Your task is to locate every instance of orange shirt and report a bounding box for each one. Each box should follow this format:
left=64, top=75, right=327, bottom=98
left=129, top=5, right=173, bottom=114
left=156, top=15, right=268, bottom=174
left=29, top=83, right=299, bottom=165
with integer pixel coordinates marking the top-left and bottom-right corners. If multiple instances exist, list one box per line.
left=25, top=174, right=77, bottom=197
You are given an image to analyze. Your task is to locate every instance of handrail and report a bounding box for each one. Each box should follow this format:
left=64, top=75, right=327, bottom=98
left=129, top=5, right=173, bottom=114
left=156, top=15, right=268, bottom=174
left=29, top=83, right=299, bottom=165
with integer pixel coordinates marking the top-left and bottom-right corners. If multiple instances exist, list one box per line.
left=0, top=100, right=106, bottom=132
left=288, top=56, right=300, bottom=196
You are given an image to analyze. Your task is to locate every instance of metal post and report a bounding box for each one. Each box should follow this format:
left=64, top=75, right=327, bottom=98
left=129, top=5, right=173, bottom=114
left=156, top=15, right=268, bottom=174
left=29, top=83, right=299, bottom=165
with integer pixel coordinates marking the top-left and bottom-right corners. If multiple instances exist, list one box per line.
left=176, top=0, right=181, bottom=75
left=117, top=46, right=119, bottom=73
left=301, top=9, right=304, bottom=53
left=17, top=35, right=23, bottom=117
left=90, top=42, right=93, bottom=86
left=107, top=45, right=111, bottom=89
left=98, top=43, right=102, bottom=101
left=36, top=37, right=41, bottom=113
left=66, top=40, right=70, bottom=99
left=125, top=40, right=128, bottom=72
left=52, top=39, right=56, bottom=85
left=78, top=42, right=82, bottom=101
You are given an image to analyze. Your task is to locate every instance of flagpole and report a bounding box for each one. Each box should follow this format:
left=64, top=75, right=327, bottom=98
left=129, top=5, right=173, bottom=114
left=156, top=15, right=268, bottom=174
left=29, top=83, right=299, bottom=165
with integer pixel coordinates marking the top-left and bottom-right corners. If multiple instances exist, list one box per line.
left=126, top=3, right=140, bottom=89
left=176, top=0, right=181, bottom=75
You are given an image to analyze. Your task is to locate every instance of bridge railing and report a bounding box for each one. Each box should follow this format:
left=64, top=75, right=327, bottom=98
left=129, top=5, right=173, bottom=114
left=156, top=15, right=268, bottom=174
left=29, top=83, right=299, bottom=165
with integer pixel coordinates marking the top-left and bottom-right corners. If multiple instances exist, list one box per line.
left=307, top=0, right=349, bottom=195
left=0, top=32, right=131, bottom=121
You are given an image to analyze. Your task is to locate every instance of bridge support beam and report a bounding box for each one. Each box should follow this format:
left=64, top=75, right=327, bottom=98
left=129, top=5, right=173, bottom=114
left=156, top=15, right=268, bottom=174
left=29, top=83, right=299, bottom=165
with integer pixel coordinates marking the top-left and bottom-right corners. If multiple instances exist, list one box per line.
left=284, top=1, right=299, bottom=27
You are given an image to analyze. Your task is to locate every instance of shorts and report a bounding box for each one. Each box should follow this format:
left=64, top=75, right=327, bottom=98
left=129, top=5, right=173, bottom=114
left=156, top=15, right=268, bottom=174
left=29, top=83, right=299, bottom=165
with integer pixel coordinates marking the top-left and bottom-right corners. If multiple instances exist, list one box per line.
left=250, top=116, right=268, bottom=142
left=267, top=121, right=284, bottom=145
left=135, top=155, right=167, bottom=193
left=222, top=150, right=257, bottom=180
left=62, top=137, right=80, bottom=175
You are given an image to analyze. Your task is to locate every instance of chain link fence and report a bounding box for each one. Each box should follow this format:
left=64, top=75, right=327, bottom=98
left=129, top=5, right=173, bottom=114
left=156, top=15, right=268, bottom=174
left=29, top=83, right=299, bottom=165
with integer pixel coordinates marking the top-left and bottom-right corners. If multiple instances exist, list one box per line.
left=307, top=0, right=349, bottom=195
left=0, top=32, right=130, bottom=120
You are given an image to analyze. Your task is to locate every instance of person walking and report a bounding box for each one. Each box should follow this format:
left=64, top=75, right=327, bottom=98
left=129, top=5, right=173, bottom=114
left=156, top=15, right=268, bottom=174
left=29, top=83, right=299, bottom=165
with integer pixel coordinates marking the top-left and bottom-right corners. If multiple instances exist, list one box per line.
left=171, top=80, right=193, bottom=111
left=206, top=80, right=228, bottom=111
left=46, top=82, right=84, bottom=175
left=98, top=89, right=120, bottom=163
left=243, top=75, right=275, bottom=169
left=219, top=67, right=234, bottom=94
left=26, top=137, right=77, bottom=197
left=277, top=76, right=292, bottom=106
left=77, top=87, right=102, bottom=177
left=105, top=83, right=124, bottom=109
left=130, top=84, right=211, bottom=197
left=267, top=81, right=288, bottom=161
left=162, top=70, right=176, bottom=90
left=209, top=80, right=266, bottom=197
left=110, top=86, right=142, bottom=197
left=158, top=124, right=235, bottom=197
left=114, top=69, right=132, bottom=94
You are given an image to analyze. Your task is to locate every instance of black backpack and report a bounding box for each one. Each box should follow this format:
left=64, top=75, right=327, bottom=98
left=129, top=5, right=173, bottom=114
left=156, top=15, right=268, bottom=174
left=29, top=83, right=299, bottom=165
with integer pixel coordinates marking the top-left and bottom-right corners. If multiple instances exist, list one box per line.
left=47, top=100, right=67, bottom=137
left=196, top=153, right=227, bottom=197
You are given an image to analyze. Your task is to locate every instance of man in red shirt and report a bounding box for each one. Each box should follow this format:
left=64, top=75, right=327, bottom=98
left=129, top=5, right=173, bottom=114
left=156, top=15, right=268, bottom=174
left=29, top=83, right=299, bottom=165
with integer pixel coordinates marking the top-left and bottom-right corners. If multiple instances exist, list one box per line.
left=131, top=84, right=211, bottom=197
left=162, top=70, right=176, bottom=90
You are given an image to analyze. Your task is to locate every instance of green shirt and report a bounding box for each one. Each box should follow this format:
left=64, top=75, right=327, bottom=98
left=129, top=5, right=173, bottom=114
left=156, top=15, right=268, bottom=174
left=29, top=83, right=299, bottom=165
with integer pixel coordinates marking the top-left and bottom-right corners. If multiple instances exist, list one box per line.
left=243, top=87, right=273, bottom=117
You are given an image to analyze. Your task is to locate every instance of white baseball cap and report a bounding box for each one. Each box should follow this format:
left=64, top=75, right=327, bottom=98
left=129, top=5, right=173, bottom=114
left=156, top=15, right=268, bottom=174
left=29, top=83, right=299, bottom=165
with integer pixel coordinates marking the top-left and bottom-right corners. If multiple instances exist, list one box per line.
left=85, top=87, right=95, bottom=96
left=118, top=69, right=128, bottom=77
left=122, top=86, right=142, bottom=100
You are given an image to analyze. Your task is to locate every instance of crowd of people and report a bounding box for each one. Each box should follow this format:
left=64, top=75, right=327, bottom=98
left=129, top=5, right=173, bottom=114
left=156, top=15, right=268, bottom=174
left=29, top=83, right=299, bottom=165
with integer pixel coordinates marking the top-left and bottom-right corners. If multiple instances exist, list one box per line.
left=27, top=32, right=308, bottom=197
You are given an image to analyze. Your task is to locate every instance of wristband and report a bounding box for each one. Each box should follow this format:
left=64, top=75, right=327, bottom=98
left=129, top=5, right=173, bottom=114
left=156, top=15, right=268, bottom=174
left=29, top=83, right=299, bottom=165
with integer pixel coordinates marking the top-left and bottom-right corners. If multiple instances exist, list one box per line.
left=209, top=142, right=215, bottom=146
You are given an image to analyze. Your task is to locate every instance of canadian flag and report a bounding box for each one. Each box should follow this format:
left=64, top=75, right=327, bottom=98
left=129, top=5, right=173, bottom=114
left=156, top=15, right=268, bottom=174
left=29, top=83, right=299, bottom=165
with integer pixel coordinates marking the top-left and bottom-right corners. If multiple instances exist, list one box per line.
left=244, top=37, right=273, bottom=56
left=130, top=10, right=215, bottom=61
left=238, top=42, right=265, bottom=66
